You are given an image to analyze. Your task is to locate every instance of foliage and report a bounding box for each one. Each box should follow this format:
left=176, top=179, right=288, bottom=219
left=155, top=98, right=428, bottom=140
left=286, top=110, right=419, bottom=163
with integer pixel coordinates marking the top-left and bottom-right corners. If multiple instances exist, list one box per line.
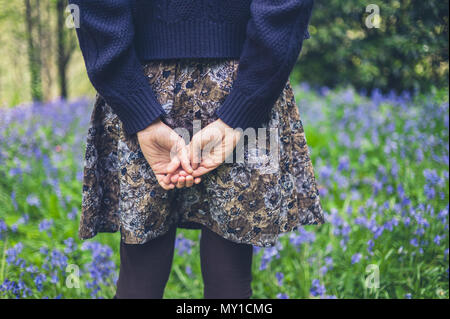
left=293, top=0, right=449, bottom=94
left=0, top=84, right=448, bottom=299
left=1, top=1, right=448, bottom=107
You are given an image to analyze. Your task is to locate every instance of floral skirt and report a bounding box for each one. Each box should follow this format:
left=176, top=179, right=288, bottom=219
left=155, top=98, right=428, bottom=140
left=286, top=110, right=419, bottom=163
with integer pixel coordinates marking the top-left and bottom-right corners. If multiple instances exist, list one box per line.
left=79, top=58, right=324, bottom=248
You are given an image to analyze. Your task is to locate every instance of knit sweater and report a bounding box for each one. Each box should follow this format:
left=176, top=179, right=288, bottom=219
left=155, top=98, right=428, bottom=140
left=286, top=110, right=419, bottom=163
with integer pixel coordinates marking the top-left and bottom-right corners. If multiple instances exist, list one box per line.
left=69, top=0, right=314, bottom=135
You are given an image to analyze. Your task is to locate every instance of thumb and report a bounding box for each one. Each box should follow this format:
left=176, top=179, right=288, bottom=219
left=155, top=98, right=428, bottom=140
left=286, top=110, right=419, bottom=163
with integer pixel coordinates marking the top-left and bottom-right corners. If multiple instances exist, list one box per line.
left=176, top=139, right=193, bottom=174
left=189, top=138, right=202, bottom=170
left=166, top=155, right=180, bottom=174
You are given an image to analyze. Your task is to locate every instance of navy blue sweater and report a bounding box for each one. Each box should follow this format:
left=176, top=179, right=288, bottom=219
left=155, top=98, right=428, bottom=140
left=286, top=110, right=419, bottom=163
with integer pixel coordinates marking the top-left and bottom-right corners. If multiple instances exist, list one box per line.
left=69, top=0, right=313, bottom=134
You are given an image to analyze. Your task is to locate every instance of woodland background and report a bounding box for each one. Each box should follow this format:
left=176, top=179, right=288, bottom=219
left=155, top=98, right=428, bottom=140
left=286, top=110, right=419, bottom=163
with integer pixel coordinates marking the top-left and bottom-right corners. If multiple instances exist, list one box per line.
left=0, top=0, right=448, bottom=299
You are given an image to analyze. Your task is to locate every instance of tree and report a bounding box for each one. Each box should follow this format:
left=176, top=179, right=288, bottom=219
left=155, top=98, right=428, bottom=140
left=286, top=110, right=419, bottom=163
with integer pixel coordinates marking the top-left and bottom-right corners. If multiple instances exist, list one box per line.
left=292, top=0, right=449, bottom=94
left=24, top=0, right=43, bottom=102
left=55, top=0, right=76, bottom=99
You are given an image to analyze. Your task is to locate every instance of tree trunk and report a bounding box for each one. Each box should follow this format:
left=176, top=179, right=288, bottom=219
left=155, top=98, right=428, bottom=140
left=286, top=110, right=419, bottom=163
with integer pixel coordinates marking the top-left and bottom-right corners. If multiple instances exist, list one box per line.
left=40, top=0, right=54, bottom=100
left=56, top=0, right=70, bottom=100
left=24, top=0, right=43, bottom=102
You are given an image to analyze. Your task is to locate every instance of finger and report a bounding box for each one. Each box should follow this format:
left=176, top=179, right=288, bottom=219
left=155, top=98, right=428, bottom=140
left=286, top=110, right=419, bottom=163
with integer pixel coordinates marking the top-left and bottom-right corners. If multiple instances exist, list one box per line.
left=176, top=140, right=193, bottom=174
left=194, top=177, right=202, bottom=184
left=186, top=142, right=199, bottom=170
left=185, top=145, right=197, bottom=171
left=163, top=173, right=172, bottom=185
left=189, top=139, right=202, bottom=170
left=202, top=157, right=219, bottom=168
left=176, top=176, right=186, bottom=189
left=178, top=170, right=188, bottom=177
left=166, top=156, right=180, bottom=174
left=190, top=151, right=199, bottom=170
left=158, top=182, right=170, bottom=190
left=185, top=175, right=194, bottom=187
left=201, top=129, right=222, bottom=159
left=192, top=165, right=215, bottom=177
left=170, top=173, right=180, bottom=184
left=157, top=175, right=175, bottom=190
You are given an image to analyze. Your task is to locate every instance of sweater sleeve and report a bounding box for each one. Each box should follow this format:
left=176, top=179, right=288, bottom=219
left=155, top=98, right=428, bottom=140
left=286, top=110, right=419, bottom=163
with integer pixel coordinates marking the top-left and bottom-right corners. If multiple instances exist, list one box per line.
left=68, top=0, right=166, bottom=135
left=215, top=0, right=314, bottom=131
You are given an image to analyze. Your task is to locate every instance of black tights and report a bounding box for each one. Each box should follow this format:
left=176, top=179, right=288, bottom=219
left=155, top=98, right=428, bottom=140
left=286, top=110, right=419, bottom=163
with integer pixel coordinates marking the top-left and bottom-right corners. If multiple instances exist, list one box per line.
left=114, top=224, right=254, bottom=299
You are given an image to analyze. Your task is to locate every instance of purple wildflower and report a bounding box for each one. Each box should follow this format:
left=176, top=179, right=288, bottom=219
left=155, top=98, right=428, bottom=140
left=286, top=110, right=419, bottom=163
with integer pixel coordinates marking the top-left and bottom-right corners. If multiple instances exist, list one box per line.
left=310, top=279, right=326, bottom=297
left=174, top=234, right=194, bottom=256
left=351, top=253, right=362, bottom=264
left=275, top=272, right=284, bottom=286
left=39, top=219, right=53, bottom=232
left=34, top=274, right=46, bottom=292
left=26, top=194, right=41, bottom=207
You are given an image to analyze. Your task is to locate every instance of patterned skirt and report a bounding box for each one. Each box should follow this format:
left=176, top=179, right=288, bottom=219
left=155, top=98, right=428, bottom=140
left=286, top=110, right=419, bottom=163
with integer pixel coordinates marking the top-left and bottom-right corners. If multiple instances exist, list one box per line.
left=79, top=58, right=325, bottom=248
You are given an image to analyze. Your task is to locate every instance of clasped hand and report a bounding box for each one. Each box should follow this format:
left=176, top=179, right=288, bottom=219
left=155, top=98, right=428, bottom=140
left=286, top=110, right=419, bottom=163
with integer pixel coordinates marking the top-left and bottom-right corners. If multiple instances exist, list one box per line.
left=137, top=118, right=242, bottom=190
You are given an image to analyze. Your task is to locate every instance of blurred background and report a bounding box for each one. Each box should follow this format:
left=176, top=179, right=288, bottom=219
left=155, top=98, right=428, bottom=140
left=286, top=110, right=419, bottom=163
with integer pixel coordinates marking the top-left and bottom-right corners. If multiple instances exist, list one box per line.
left=0, top=1, right=448, bottom=299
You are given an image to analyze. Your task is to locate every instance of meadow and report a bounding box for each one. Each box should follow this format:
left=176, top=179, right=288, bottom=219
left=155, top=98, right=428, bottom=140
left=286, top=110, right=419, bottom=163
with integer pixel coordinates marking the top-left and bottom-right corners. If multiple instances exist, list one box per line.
left=0, top=84, right=448, bottom=299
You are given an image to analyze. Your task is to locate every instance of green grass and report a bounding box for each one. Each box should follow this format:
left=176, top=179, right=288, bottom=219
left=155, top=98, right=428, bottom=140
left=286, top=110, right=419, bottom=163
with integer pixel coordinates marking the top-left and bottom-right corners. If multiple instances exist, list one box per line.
left=0, top=85, right=448, bottom=299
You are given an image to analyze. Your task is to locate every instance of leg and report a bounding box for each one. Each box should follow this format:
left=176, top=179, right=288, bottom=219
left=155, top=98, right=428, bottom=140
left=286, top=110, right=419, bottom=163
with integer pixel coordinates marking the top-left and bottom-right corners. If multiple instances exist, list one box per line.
left=114, top=224, right=177, bottom=299
left=200, top=225, right=254, bottom=299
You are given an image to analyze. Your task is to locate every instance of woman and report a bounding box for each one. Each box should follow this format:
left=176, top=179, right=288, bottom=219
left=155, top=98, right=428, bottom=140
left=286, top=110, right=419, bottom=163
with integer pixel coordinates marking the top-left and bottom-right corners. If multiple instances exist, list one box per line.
left=70, top=0, right=324, bottom=299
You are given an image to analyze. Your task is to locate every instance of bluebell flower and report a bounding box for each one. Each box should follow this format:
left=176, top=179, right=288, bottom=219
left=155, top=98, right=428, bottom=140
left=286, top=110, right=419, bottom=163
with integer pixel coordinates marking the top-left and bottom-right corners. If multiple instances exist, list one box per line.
left=367, top=239, right=375, bottom=254
left=64, top=237, right=77, bottom=254
left=275, top=272, right=284, bottom=286
left=81, top=241, right=117, bottom=298
left=351, top=253, right=362, bottom=264
left=26, top=194, right=41, bottom=207
left=67, top=207, right=78, bottom=220
left=10, top=191, right=18, bottom=210
left=310, top=279, right=326, bottom=297
left=259, top=243, right=282, bottom=271
left=185, top=266, right=192, bottom=277
left=410, top=238, right=419, bottom=247
left=34, top=274, right=46, bottom=292
left=289, top=227, right=315, bottom=247
left=433, top=235, right=441, bottom=245
left=40, top=246, right=49, bottom=255
left=39, top=219, right=53, bottom=232
left=17, top=214, right=29, bottom=225
left=50, top=271, right=59, bottom=284
left=5, top=243, right=24, bottom=265
left=0, top=219, right=7, bottom=240
left=50, top=249, right=68, bottom=270
left=174, top=234, right=194, bottom=256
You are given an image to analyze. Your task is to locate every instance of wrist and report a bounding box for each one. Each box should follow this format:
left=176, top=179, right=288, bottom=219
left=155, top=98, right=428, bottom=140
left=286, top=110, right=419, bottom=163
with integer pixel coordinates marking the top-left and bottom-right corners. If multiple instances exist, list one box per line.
left=217, top=118, right=243, bottom=138
left=137, top=117, right=163, bottom=137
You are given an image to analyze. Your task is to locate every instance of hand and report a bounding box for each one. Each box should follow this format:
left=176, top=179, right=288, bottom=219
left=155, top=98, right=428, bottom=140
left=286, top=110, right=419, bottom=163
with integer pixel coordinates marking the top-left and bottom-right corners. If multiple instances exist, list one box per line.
left=188, top=119, right=242, bottom=177
left=163, top=165, right=202, bottom=188
left=137, top=119, right=200, bottom=190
